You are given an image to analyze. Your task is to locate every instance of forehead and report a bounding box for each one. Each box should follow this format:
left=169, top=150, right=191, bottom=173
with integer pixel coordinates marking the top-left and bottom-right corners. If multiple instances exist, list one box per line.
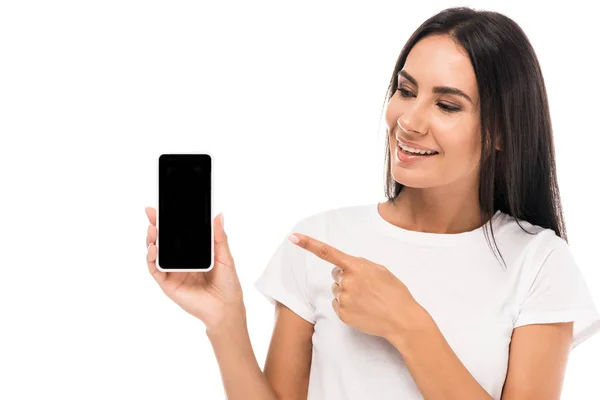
left=402, top=35, right=477, bottom=99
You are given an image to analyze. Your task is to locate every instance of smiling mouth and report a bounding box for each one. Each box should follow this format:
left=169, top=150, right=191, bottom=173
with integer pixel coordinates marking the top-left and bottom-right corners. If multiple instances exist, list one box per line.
left=396, top=140, right=439, bottom=156
left=393, top=125, right=439, bottom=155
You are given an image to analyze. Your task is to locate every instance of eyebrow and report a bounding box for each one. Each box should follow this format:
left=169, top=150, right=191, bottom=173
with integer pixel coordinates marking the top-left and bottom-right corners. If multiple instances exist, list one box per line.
left=398, top=70, right=473, bottom=104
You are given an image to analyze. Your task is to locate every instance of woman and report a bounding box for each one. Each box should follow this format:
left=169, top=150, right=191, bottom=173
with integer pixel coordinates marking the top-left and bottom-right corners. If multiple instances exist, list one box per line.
left=145, top=7, right=600, bottom=400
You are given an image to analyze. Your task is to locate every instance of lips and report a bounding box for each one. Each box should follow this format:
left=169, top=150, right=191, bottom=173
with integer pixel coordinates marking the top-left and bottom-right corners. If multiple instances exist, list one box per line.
left=396, top=138, right=438, bottom=154
left=397, top=143, right=437, bottom=157
left=394, top=126, right=438, bottom=153
left=395, top=141, right=437, bottom=164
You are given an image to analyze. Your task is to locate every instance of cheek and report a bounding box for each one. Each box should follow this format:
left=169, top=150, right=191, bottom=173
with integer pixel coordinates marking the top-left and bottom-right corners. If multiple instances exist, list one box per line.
left=435, top=121, right=480, bottom=160
left=385, top=105, right=397, bottom=132
left=441, top=136, right=480, bottom=160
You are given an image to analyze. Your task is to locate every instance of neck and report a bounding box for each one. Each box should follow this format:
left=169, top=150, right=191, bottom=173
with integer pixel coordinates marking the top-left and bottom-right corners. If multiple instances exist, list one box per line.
left=387, top=184, right=493, bottom=234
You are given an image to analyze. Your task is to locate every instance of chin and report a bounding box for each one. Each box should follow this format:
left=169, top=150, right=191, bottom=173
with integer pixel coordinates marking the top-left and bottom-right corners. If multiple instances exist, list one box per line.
left=391, top=168, right=436, bottom=189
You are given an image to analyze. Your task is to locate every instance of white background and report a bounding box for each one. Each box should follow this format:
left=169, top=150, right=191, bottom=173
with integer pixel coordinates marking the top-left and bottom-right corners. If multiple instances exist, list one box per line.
left=1, top=0, right=598, bottom=399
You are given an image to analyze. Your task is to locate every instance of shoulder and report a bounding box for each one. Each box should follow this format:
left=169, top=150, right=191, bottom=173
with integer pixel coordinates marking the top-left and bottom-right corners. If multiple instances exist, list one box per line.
left=491, top=212, right=576, bottom=280
left=494, top=211, right=567, bottom=256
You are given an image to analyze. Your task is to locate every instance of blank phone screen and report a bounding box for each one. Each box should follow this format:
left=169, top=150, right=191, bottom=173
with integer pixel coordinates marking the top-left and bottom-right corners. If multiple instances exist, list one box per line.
left=158, top=154, right=212, bottom=270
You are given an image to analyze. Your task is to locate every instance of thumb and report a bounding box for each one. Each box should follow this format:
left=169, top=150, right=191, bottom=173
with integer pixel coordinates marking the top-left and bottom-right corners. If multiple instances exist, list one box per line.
left=214, top=212, right=235, bottom=268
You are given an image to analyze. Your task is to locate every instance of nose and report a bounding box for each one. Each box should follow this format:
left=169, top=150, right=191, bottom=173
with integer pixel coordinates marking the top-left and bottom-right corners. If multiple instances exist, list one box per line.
left=397, top=107, right=427, bottom=137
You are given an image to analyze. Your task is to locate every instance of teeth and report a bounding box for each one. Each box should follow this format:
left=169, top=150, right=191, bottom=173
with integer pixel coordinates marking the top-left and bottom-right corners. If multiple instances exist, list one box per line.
left=398, top=141, right=437, bottom=155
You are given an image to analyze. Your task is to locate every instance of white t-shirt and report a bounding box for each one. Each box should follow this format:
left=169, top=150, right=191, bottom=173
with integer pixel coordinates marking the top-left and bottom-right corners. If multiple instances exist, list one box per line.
left=254, top=202, right=600, bottom=400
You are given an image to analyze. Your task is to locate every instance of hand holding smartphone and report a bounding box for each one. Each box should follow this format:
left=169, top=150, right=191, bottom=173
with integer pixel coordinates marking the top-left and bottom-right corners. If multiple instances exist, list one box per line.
left=144, top=154, right=246, bottom=331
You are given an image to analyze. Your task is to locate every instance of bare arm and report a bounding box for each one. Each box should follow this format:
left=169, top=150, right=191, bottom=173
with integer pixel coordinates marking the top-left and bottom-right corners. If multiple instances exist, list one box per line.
left=388, top=309, right=573, bottom=400
left=501, top=322, right=572, bottom=399
left=387, top=310, right=494, bottom=400
left=206, top=301, right=314, bottom=400
left=206, top=309, right=278, bottom=400
left=264, top=301, right=314, bottom=400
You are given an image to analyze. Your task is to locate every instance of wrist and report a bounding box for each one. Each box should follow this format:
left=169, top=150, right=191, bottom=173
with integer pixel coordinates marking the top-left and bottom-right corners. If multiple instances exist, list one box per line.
left=387, top=303, right=436, bottom=354
left=205, top=303, right=248, bottom=340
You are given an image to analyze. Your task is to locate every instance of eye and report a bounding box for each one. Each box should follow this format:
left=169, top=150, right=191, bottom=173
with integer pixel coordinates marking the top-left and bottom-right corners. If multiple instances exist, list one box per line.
left=396, top=87, right=461, bottom=113
left=397, top=87, right=414, bottom=98
left=438, top=103, right=461, bottom=113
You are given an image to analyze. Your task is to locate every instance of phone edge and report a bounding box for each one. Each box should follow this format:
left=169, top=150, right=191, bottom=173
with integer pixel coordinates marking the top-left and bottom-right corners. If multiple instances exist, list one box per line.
left=155, top=152, right=215, bottom=273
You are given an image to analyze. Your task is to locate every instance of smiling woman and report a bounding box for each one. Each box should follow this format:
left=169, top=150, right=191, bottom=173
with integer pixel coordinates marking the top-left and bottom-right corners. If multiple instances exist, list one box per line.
left=251, top=6, right=600, bottom=400
left=145, top=5, right=600, bottom=400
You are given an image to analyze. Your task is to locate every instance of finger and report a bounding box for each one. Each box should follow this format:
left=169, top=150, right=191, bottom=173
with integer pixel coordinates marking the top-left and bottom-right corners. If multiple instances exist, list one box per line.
left=214, top=212, right=235, bottom=268
left=331, top=267, right=344, bottom=286
left=331, top=281, right=342, bottom=300
left=147, top=243, right=167, bottom=285
left=145, top=207, right=156, bottom=226
left=332, top=297, right=340, bottom=315
left=290, top=233, right=354, bottom=271
left=146, top=224, right=157, bottom=248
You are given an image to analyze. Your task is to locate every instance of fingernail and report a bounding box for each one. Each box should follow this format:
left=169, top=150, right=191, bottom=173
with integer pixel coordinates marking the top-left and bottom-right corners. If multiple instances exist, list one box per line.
left=220, top=213, right=224, bottom=227
left=288, top=234, right=299, bottom=244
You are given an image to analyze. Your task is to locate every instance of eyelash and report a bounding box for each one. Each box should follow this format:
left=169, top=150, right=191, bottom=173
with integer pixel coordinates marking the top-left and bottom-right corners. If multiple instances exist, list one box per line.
left=396, top=87, right=461, bottom=113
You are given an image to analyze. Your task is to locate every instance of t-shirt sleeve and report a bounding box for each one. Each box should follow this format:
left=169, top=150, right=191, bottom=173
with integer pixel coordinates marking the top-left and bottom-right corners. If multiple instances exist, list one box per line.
left=253, top=219, right=316, bottom=324
left=513, top=236, right=600, bottom=350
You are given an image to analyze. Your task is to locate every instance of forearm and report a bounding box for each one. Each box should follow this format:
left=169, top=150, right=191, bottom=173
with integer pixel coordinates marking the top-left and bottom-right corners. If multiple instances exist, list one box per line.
left=388, top=312, right=493, bottom=400
left=206, top=312, right=278, bottom=400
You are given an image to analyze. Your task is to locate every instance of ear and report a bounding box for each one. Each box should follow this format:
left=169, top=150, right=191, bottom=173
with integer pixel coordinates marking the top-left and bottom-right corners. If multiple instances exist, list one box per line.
left=486, top=130, right=502, bottom=151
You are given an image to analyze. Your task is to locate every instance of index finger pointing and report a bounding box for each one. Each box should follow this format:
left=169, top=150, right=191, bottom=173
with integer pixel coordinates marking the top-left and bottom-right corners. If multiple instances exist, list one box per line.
left=289, top=233, right=354, bottom=270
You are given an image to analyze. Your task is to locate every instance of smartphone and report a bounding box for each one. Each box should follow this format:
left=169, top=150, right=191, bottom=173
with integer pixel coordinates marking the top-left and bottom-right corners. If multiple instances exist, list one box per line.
left=156, top=153, right=214, bottom=272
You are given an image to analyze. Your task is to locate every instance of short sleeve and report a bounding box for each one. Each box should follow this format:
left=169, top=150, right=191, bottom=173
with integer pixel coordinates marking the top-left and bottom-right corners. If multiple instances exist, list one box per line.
left=254, top=220, right=316, bottom=324
left=513, top=237, right=600, bottom=350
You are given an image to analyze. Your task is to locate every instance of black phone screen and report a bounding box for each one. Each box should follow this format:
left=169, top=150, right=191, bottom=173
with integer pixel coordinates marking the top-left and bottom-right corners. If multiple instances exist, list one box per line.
left=157, top=154, right=212, bottom=271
